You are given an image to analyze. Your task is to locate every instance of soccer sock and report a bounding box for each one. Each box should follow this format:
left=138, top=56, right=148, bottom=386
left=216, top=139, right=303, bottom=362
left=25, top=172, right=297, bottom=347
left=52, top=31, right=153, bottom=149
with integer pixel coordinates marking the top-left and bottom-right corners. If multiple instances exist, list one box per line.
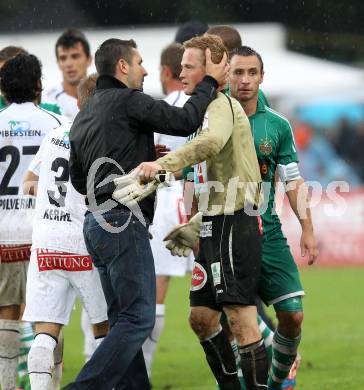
left=258, top=315, right=274, bottom=364
left=0, top=319, right=20, bottom=390
left=17, top=321, right=34, bottom=390
left=268, top=331, right=301, bottom=390
left=142, top=303, right=165, bottom=378
left=28, top=333, right=57, bottom=390
left=81, top=308, right=96, bottom=362
left=239, top=338, right=269, bottom=390
left=51, top=330, right=64, bottom=390
left=201, top=328, right=241, bottom=390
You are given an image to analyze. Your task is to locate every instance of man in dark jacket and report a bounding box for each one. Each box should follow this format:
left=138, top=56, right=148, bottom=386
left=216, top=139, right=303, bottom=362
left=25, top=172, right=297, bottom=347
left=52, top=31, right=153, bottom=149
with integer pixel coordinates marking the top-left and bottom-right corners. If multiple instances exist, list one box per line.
left=64, top=38, right=227, bottom=390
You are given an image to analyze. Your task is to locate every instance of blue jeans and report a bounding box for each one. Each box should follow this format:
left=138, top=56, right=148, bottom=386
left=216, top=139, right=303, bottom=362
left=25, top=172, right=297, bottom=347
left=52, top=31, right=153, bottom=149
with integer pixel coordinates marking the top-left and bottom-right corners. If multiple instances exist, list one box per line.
left=63, top=209, right=156, bottom=390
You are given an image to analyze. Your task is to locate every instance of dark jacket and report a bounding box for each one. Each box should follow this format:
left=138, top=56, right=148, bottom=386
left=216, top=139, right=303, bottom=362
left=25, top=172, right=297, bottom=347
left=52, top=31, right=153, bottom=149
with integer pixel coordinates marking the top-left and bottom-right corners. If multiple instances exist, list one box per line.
left=69, top=75, right=218, bottom=222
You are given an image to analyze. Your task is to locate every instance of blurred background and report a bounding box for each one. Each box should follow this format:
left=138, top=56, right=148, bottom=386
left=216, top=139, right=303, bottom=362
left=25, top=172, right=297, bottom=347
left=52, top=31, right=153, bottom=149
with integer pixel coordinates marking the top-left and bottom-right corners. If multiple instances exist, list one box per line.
left=1, top=1, right=363, bottom=388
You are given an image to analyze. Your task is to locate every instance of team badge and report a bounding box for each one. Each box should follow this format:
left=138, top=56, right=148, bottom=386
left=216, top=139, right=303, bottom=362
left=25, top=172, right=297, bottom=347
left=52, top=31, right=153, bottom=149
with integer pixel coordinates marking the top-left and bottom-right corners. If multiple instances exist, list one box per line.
left=190, top=262, right=207, bottom=291
left=258, top=138, right=272, bottom=155
left=63, top=131, right=70, bottom=145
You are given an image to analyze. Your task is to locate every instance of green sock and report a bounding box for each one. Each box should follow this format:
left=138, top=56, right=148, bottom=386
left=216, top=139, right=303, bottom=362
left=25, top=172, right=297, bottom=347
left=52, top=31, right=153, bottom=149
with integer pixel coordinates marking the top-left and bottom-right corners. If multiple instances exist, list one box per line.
left=17, top=322, right=34, bottom=390
left=268, top=331, right=301, bottom=390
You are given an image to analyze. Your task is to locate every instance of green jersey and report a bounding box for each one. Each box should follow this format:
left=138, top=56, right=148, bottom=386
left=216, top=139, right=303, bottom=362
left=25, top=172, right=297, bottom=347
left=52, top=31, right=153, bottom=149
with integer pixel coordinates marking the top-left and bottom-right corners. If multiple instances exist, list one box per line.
left=0, top=95, right=62, bottom=115
left=249, top=98, right=298, bottom=237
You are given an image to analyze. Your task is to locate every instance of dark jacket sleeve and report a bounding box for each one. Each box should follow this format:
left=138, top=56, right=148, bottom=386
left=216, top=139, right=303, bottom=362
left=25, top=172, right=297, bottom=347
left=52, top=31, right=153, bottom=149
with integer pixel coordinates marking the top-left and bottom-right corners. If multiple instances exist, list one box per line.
left=126, top=76, right=218, bottom=136
left=69, top=140, right=87, bottom=195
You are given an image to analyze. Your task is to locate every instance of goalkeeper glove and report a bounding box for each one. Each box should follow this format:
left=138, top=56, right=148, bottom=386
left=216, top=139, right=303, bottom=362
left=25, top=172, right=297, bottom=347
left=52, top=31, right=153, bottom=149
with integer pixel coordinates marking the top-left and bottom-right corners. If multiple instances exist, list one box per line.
left=163, top=212, right=202, bottom=257
left=112, top=169, right=174, bottom=206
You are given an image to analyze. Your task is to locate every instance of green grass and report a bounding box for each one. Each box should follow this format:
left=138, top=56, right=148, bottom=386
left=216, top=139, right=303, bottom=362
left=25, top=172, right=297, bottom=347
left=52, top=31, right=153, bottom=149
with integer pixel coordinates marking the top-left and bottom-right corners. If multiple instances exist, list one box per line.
left=62, top=267, right=364, bottom=389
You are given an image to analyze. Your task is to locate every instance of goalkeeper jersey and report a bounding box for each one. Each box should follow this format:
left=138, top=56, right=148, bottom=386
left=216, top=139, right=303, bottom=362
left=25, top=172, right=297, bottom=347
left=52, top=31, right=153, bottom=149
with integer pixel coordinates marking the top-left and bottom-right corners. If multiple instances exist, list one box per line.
left=157, top=92, right=262, bottom=216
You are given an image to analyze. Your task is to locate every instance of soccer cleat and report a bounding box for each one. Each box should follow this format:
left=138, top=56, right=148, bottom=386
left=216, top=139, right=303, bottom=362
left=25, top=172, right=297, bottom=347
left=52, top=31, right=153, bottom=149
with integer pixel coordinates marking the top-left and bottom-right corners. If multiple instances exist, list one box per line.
left=282, top=353, right=301, bottom=389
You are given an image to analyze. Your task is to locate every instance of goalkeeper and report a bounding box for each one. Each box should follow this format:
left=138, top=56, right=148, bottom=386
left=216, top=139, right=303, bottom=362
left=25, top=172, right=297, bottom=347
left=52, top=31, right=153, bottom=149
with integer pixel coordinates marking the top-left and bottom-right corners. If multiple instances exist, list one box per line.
left=114, top=35, right=268, bottom=390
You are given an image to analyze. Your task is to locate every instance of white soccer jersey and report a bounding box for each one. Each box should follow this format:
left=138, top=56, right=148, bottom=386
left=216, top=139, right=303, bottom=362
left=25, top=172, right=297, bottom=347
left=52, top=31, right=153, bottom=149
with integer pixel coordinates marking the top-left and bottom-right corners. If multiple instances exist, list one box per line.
left=0, top=102, right=67, bottom=244
left=43, top=84, right=79, bottom=121
left=29, top=123, right=88, bottom=255
left=154, top=90, right=190, bottom=150
left=150, top=90, right=192, bottom=276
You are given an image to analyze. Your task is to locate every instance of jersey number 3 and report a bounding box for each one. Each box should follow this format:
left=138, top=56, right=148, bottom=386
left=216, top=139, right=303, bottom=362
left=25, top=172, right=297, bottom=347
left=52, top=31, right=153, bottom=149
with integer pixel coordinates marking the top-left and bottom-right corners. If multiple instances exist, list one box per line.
left=47, top=157, right=69, bottom=207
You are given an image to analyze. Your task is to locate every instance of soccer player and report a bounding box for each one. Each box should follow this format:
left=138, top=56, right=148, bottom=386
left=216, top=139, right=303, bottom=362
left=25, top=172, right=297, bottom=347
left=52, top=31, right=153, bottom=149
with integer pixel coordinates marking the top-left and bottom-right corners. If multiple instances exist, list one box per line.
left=43, top=28, right=92, bottom=121
left=22, top=73, right=108, bottom=390
left=125, top=35, right=269, bottom=390
left=143, top=42, right=193, bottom=379
left=229, top=46, right=318, bottom=389
left=0, top=45, right=62, bottom=115
left=0, top=53, right=68, bottom=390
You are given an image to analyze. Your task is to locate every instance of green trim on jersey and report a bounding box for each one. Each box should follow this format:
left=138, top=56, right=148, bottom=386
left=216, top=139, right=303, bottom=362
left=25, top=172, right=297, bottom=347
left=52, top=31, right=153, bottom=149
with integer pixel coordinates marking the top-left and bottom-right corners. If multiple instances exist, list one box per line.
left=249, top=98, right=298, bottom=237
left=0, top=95, right=62, bottom=115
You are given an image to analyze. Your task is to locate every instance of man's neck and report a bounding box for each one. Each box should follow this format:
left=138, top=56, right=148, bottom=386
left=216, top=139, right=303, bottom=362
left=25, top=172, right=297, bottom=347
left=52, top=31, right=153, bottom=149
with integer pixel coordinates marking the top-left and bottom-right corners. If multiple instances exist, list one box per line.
left=163, top=79, right=183, bottom=96
left=62, top=81, right=78, bottom=99
left=240, top=97, right=258, bottom=117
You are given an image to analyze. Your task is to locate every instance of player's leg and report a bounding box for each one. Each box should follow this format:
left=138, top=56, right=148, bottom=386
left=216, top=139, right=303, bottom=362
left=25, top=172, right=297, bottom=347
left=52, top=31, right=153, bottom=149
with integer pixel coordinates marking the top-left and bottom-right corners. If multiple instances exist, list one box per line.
left=28, top=322, right=61, bottom=390
left=17, top=318, right=34, bottom=390
left=0, top=306, right=21, bottom=390
left=0, top=256, right=28, bottom=390
left=258, top=237, right=304, bottom=390
left=190, top=305, right=241, bottom=390
left=269, top=298, right=303, bottom=390
left=142, top=275, right=170, bottom=378
left=23, top=249, right=78, bottom=390
left=224, top=305, right=268, bottom=390
left=190, top=260, right=241, bottom=390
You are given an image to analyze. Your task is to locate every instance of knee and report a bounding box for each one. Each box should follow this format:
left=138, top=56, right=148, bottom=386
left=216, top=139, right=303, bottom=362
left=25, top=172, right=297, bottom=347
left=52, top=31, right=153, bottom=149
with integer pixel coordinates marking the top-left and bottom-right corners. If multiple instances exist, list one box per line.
left=277, top=311, right=303, bottom=337
left=189, top=311, right=216, bottom=340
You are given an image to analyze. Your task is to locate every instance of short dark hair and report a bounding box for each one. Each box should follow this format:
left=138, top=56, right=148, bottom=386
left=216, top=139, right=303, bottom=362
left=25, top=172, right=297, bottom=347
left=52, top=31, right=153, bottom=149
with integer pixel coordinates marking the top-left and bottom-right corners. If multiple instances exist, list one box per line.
left=206, top=25, right=242, bottom=53
left=78, top=73, right=98, bottom=109
left=160, top=43, right=184, bottom=79
left=175, top=20, right=209, bottom=44
left=95, top=38, right=137, bottom=76
left=55, top=28, right=91, bottom=59
left=0, top=54, right=42, bottom=103
left=230, top=46, right=264, bottom=73
left=0, top=46, right=28, bottom=63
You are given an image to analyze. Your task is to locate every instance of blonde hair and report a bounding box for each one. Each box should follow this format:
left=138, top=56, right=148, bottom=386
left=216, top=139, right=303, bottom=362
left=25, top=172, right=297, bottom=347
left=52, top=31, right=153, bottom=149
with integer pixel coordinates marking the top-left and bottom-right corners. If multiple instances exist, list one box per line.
left=183, top=34, right=227, bottom=64
left=77, top=73, right=98, bottom=109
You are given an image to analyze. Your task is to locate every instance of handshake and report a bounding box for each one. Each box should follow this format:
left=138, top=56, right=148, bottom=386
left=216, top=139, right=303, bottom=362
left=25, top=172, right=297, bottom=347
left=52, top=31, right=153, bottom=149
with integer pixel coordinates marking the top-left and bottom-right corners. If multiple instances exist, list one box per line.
left=112, top=169, right=202, bottom=258
left=112, top=169, right=175, bottom=205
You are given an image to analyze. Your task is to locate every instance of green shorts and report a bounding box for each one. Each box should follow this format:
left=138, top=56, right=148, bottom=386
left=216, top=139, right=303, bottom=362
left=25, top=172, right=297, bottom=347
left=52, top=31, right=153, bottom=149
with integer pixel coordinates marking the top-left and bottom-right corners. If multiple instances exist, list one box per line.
left=258, top=231, right=304, bottom=306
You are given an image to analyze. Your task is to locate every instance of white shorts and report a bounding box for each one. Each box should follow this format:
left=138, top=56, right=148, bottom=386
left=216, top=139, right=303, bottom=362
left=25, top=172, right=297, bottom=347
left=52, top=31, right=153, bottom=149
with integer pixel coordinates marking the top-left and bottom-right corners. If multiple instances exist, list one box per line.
left=23, top=249, right=107, bottom=325
left=150, top=182, right=192, bottom=277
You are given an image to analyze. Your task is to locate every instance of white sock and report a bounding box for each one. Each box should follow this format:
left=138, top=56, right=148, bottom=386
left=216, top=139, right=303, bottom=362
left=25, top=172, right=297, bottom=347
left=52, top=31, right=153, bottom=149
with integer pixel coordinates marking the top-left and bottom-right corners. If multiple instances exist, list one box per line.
left=51, top=331, right=63, bottom=390
left=0, top=319, right=20, bottom=390
left=81, top=308, right=96, bottom=362
left=28, top=333, right=57, bottom=390
left=142, top=304, right=165, bottom=378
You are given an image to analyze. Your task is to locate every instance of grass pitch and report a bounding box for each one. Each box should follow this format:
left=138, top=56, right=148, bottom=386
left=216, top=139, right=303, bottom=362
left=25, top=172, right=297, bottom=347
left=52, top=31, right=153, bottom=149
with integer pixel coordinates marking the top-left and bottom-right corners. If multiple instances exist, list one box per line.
left=62, top=267, right=364, bottom=389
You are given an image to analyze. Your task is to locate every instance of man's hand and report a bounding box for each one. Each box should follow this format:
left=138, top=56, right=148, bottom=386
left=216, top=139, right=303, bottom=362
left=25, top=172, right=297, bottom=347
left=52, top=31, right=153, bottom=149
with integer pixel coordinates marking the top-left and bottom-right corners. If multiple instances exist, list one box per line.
left=205, top=48, right=229, bottom=90
left=163, top=212, right=202, bottom=257
left=300, top=229, right=318, bottom=265
left=136, top=161, right=164, bottom=182
left=155, top=144, right=170, bottom=158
